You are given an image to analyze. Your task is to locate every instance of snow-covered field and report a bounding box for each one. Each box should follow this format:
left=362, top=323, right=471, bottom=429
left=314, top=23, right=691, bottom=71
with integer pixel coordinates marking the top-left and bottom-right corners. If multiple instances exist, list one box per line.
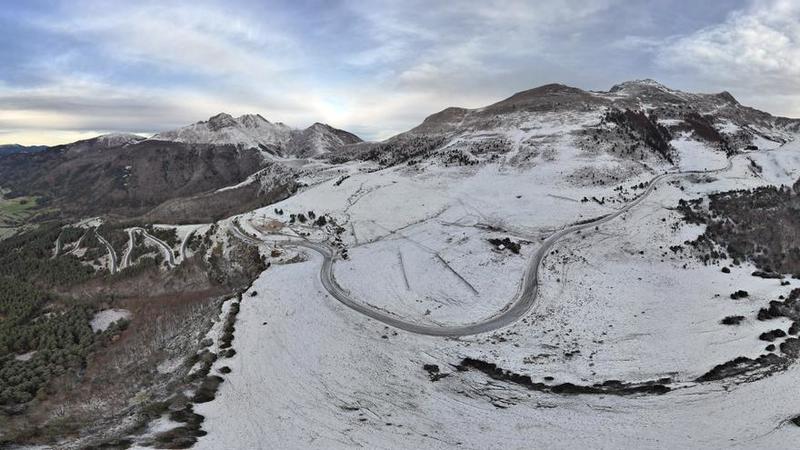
left=90, top=308, right=131, bottom=332
left=193, top=136, right=800, bottom=448
left=673, top=134, right=729, bottom=171
left=195, top=249, right=800, bottom=449
left=236, top=144, right=656, bottom=329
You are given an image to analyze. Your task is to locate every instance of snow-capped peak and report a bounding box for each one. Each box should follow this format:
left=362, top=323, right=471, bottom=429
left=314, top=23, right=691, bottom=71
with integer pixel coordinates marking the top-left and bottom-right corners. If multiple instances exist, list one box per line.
left=150, top=113, right=293, bottom=151
left=60, top=132, right=146, bottom=156
left=150, top=114, right=362, bottom=159
left=93, top=132, right=146, bottom=147
left=610, top=79, right=669, bottom=91
left=287, top=122, right=363, bottom=158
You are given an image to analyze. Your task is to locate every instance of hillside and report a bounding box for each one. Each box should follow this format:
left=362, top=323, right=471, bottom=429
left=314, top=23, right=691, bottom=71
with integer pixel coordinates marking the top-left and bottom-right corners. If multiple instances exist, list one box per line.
left=0, top=140, right=294, bottom=221
left=0, top=114, right=361, bottom=222
left=0, top=144, right=49, bottom=156
left=336, top=79, right=799, bottom=168
left=3, top=80, right=800, bottom=449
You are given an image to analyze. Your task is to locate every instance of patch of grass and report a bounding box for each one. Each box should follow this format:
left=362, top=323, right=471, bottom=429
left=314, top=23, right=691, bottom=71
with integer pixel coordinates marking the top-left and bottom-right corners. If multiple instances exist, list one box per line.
left=0, top=194, right=40, bottom=226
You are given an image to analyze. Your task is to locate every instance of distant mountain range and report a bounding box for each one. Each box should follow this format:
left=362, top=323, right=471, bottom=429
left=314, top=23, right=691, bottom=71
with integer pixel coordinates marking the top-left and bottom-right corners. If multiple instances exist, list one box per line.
left=1, top=79, right=798, bottom=223
left=0, top=144, right=49, bottom=156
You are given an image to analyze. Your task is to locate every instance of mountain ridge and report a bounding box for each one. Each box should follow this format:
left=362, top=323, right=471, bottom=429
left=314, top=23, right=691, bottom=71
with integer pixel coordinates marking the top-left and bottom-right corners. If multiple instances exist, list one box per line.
left=150, top=113, right=362, bottom=158
left=1, top=79, right=798, bottom=223
left=334, top=79, right=800, bottom=166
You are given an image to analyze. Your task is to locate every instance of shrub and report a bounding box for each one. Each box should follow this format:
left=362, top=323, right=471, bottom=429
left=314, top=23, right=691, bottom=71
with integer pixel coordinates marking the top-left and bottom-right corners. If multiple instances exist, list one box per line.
left=720, top=315, right=744, bottom=325
left=193, top=376, right=224, bottom=403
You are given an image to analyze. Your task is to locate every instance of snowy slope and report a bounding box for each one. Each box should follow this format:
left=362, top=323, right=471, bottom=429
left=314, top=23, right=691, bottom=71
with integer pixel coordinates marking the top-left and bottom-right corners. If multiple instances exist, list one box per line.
left=58, top=132, right=145, bottom=156
left=134, top=80, right=800, bottom=449
left=287, top=122, right=362, bottom=158
left=348, top=80, right=798, bottom=172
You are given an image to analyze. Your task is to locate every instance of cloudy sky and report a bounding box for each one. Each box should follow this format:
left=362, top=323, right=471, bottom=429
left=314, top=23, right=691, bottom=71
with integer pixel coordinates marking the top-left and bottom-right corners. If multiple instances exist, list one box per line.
left=1, top=0, right=798, bottom=145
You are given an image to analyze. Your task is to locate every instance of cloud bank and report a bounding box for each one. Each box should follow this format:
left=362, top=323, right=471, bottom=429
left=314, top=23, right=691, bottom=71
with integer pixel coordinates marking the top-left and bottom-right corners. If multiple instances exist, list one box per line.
left=2, top=0, right=796, bottom=145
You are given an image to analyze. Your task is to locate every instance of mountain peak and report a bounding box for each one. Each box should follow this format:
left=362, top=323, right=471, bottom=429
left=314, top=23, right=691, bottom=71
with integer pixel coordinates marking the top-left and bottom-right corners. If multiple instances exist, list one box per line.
left=149, top=115, right=360, bottom=159
left=286, top=122, right=362, bottom=158
left=715, top=91, right=739, bottom=105
left=208, top=112, right=234, bottom=120
left=206, top=112, right=237, bottom=131
left=55, top=132, right=145, bottom=157
left=237, top=114, right=275, bottom=129
left=506, top=83, right=587, bottom=100
left=609, top=79, right=670, bottom=93
left=308, top=122, right=336, bottom=131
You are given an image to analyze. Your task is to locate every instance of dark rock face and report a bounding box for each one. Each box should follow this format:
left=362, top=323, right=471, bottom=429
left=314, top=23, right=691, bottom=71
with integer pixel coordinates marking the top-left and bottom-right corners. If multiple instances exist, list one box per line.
left=206, top=112, right=238, bottom=131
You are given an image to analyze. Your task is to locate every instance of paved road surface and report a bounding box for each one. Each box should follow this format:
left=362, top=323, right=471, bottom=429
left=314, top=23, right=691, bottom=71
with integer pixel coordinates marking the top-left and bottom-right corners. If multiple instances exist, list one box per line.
left=95, top=231, right=118, bottom=273
left=230, top=157, right=737, bottom=337
left=122, top=227, right=176, bottom=268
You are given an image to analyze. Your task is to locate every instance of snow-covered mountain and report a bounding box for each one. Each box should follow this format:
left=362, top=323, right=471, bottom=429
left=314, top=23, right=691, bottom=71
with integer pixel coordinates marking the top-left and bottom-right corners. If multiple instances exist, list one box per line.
left=286, top=122, right=362, bottom=158
left=151, top=113, right=361, bottom=158
left=56, top=132, right=145, bottom=157
left=195, top=80, right=800, bottom=450
left=5, top=78, right=800, bottom=449
left=151, top=113, right=292, bottom=153
left=340, top=79, right=800, bottom=169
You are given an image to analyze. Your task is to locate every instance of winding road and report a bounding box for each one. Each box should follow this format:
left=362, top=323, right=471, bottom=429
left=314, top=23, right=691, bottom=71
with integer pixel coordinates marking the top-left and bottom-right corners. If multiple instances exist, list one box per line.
left=122, top=227, right=176, bottom=268
left=231, top=157, right=737, bottom=337
left=180, top=226, right=199, bottom=262
left=121, top=228, right=135, bottom=268
left=95, top=231, right=118, bottom=273
left=52, top=233, right=62, bottom=259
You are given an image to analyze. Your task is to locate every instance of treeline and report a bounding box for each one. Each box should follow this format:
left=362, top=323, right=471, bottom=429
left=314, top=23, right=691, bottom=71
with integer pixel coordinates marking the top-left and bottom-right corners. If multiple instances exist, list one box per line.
left=97, top=223, right=129, bottom=256
left=679, top=183, right=800, bottom=274
left=0, top=276, right=97, bottom=406
left=144, top=225, right=179, bottom=248
left=0, top=223, right=95, bottom=287
left=0, top=224, right=104, bottom=407
left=602, top=109, right=674, bottom=163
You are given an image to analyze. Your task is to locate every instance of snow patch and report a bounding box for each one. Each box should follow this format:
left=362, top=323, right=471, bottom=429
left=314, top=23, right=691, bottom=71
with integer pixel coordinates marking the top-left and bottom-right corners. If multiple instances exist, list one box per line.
left=90, top=309, right=131, bottom=332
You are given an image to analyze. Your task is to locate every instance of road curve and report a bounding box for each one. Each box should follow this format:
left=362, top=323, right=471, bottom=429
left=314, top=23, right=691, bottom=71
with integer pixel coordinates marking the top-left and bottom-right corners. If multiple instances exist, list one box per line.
left=180, top=227, right=199, bottom=262
left=231, top=158, right=736, bottom=337
left=124, top=227, right=177, bottom=268
left=95, top=231, right=118, bottom=274
left=52, top=233, right=62, bottom=259
left=122, top=228, right=135, bottom=268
